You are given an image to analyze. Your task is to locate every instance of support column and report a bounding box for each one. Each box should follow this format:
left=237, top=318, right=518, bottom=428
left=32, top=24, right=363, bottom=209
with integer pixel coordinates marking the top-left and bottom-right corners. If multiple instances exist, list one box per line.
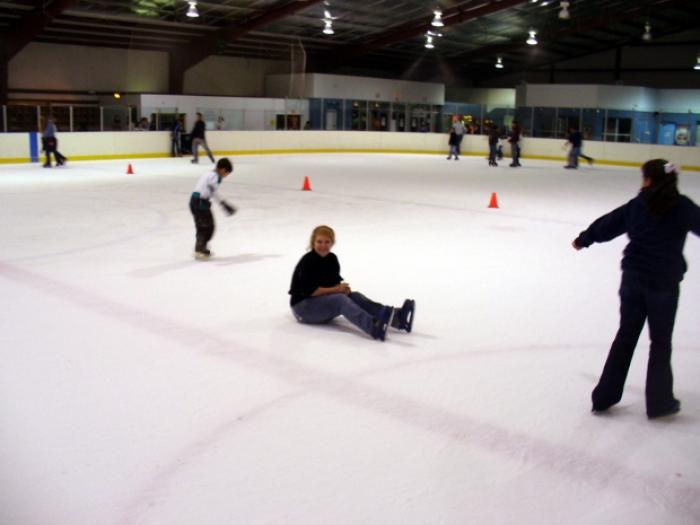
left=169, top=52, right=185, bottom=95
left=614, top=47, right=622, bottom=83
left=0, top=41, right=9, bottom=106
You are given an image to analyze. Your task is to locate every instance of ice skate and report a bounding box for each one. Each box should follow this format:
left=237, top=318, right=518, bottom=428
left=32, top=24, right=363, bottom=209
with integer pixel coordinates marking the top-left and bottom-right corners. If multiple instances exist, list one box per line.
left=391, top=299, right=415, bottom=332
left=371, top=306, right=393, bottom=341
left=193, top=248, right=211, bottom=260
left=647, top=399, right=680, bottom=419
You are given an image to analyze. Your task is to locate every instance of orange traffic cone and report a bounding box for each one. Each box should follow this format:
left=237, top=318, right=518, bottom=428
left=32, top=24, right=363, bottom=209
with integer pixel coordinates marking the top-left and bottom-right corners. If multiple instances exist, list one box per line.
left=488, top=192, right=499, bottom=208
left=126, top=163, right=134, bottom=175
left=301, top=176, right=312, bottom=191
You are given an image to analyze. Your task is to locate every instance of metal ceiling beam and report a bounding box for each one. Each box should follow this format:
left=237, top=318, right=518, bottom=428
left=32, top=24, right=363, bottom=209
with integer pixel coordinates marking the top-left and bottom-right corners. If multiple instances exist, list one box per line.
left=169, top=0, right=324, bottom=93
left=5, top=0, right=80, bottom=60
left=475, top=6, right=699, bottom=82
left=310, top=0, right=530, bottom=72
left=451, top=0, right=685, bottom=65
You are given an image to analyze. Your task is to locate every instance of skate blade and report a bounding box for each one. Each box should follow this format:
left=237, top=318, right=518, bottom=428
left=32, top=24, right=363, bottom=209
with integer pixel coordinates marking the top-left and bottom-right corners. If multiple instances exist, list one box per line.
left=193, top=252, right=211, bottom=260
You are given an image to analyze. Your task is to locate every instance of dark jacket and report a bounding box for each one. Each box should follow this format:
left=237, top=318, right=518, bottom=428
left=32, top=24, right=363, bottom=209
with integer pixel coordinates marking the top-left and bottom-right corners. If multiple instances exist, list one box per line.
left=508, top=124, right=521, bottom=144
left=289, top=251, right=342, bottom=306
left=568, top=130, right=582, bottom=148
left=488, top=127, right=499, bottom=146
left=575, top=191, right=700, bottom=284
left=191, top=120, right=206, bottom=140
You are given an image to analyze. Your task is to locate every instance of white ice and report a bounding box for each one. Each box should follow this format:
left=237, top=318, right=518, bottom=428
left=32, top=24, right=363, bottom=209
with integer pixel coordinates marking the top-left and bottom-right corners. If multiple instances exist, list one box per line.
left=1, top=154, right=699, bottom=525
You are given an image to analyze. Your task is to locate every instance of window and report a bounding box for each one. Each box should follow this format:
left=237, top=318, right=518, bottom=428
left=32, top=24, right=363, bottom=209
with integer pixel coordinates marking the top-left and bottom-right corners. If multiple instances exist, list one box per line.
left=605, top=117, right=632, bottom=142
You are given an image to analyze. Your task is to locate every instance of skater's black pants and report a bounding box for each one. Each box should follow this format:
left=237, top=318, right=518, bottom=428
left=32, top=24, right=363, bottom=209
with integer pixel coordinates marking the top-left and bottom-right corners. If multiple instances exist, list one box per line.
left=189, top=196, right=214, bottom=251
left=42, top=137, right=66, bottom=166
left=488, top=143, right=497, bottom=164
left=192, top=138, right=214, bottom=163
left=171, top=136, right=181, bottom=157
left=592, top=271, right=679, bottom=415
left=510, top=143, right=521, bottom=165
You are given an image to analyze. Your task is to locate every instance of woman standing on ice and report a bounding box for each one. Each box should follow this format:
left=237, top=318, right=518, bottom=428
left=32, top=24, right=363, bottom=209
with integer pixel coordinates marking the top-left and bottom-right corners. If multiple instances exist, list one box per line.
left=572, top=159, right=700, bottom=419
left=289, top=225, right=415, bottom=341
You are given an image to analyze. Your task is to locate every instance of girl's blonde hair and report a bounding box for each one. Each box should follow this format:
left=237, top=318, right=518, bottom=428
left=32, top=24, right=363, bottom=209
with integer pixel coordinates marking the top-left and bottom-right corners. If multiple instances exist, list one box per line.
left=309, top=225, right=335, bottom=250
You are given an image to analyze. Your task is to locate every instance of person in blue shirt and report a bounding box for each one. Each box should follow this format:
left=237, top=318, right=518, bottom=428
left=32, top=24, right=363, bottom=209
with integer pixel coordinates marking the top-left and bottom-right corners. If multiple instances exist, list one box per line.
left=42, top=116, right=67, bottom=168
left=573, top=159, right=700, bottom=418
left=289, top=225, right=415, bottom=341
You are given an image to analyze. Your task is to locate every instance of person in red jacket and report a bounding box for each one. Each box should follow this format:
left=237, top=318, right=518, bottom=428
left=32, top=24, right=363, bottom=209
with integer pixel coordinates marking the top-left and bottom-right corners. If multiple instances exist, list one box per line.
left=573, top=159, right=700, bottom=418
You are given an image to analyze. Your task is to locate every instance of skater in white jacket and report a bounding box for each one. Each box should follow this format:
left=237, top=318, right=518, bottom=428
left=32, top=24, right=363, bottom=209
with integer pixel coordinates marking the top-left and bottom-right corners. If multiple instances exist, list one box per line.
left=188, top=158, right=236, bottom=259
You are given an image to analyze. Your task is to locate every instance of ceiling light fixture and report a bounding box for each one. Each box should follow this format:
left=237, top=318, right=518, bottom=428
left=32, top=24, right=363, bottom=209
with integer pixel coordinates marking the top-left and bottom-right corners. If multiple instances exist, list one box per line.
left=431, top=9, right=444, bottom=27
left=321, top=8, right=335, bottom=35
left=558, top=1, right=570, bottom=19
left=424, top=30, right=442, bottom=49
left=186, top=0, right=199, bottom=18
left=495, top=57, right=504, bottom=69
left=642, top=21, right=652, bottom=41
left=694, top=54, right=700, bottom=71
left=526, top=29, right=538, bottom=45
left=541, top=1, right=549, bottom=6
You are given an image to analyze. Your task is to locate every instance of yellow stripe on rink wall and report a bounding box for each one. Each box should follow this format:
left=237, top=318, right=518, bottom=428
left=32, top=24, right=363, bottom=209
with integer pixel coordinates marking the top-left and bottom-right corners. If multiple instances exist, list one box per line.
left=1, top=131, right=699, bottom=171
left=0, top=157, right=31, bottom=164
left=2, top=149, right=699, bottom=172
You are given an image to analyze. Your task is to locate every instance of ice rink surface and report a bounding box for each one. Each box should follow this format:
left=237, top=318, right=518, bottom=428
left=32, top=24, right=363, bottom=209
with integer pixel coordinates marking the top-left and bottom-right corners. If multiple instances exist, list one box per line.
left=1, top=153, right=699, bottom=525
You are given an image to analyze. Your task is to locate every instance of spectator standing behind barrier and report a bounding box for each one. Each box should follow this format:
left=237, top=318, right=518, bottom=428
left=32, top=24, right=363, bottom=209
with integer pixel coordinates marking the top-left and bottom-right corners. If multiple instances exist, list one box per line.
left=508, top=120, right=522, bottom=167
left=171, top=118, right=183, bottom=157
left=451, top=116, right=465, bottom=158
left=572, top=159, right=700, bottom=419
left=564, top=127, right=594, bottom=169
left=42, top=116, right=67, bottom=168
left=190, top=112, right=215, bottom=164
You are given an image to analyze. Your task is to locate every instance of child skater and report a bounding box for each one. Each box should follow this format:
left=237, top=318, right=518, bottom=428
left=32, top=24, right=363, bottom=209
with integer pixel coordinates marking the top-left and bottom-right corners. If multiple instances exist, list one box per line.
left=189, top=157, right=236, bottom=259
left=289, top=225, right=415, bottom=341
left=572, top=159, right=700, bottom=418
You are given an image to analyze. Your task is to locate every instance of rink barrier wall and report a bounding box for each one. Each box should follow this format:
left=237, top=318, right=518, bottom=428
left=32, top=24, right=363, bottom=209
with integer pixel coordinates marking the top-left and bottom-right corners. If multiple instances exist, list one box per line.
left=1, top=131, right=699, bottom=171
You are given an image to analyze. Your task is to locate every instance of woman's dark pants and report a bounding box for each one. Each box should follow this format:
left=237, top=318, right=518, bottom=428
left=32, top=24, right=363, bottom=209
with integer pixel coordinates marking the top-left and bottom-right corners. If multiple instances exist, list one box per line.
left=592, top=272, right=680, bottom=416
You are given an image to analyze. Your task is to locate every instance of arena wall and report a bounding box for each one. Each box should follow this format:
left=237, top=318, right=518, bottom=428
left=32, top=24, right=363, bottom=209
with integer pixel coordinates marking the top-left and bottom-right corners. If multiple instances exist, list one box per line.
left=1, top=131, right=699, bottom=171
